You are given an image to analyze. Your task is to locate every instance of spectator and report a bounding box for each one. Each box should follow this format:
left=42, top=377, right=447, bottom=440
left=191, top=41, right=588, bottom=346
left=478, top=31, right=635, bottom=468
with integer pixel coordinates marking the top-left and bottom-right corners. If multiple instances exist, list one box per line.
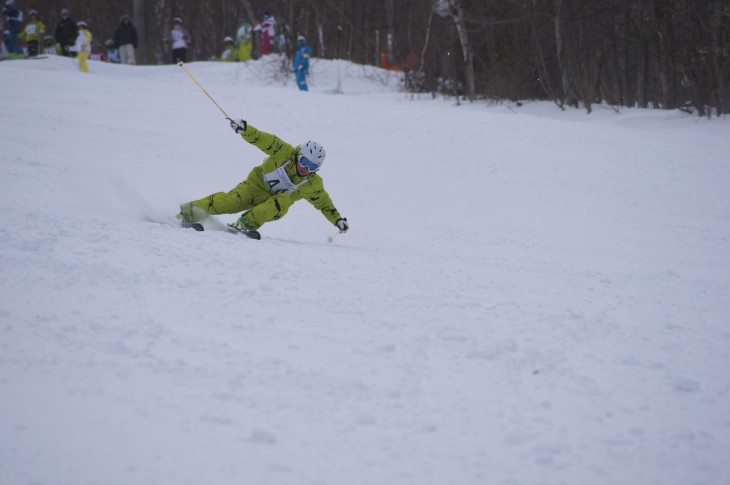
left=113, top=14, right=137, bottom=65
left=105, top=39, right=120, bottom=63
left=2, top=0, right=24, bottom=55
left=42, top=34, right=61, bottom=55
left=1, top=29, right=7, bottom=59
left=234, top=15, right=252, bottom=62
left=19, top=8, right=43, bottom=56
left=54, top=7, right=76, bottom=56
left=165, top=17, right=190, bottom=63
left=275, top=32, right=286, bottom=54
left=293, top=35, right=311, bottom=91
left=253, top=11, right=276, bottom=56
left=89, top=39, right=106, bottom=62
left=220, top=36, right=234, bottom=61
left=73, top=20, right=91, bottom=72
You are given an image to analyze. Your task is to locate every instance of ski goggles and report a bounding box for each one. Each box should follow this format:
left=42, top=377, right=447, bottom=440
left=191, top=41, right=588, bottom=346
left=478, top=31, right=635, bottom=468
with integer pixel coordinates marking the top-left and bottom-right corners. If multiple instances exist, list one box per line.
left=298, top=155, right=321, bottom=173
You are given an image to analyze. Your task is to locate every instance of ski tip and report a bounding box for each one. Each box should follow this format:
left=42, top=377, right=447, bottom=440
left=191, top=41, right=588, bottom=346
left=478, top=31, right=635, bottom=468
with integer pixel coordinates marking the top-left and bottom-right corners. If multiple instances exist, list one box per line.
left=181, top=222, right=204, bottom=231
left=226, top=224, right=261, bottom=240
left=245, top=230, right=262, bottom=240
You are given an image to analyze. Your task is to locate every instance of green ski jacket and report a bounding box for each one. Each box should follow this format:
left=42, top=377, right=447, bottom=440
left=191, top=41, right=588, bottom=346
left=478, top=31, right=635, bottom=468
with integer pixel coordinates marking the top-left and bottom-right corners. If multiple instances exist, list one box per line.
left=241, top=124, right=343, bottom=225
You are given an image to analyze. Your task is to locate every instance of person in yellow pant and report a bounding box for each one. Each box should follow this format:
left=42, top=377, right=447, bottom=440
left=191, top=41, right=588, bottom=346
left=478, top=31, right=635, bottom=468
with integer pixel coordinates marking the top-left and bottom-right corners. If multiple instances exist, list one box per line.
left=74, top=21, right=92, bottom=72
left=234, top=16, right=252, bottom=62
left=177, top=120, right=349, bottom=239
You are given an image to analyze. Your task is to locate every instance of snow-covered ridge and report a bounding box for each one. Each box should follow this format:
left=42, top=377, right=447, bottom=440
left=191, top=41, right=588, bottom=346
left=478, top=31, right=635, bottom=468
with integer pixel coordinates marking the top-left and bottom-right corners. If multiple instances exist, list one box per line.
left=1, top=55, right=729, bottom=485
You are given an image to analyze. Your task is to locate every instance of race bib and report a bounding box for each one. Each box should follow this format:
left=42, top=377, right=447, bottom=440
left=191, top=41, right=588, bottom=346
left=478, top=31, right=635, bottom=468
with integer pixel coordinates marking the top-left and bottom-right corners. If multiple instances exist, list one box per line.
left=171, top=30, right=187, bottom=49
left=263, top=161, right=307, bottom=194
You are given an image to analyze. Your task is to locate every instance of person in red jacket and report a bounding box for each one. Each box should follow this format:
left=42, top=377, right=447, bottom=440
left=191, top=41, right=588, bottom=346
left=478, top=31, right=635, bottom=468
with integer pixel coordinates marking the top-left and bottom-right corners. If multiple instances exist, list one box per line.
left=253, top=11, right=276, bottom=56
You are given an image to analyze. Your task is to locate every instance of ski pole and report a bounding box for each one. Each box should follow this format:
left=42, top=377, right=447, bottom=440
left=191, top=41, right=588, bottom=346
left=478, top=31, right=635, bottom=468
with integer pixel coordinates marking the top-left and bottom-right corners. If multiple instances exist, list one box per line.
left=327, top=230, right=340, bottom=243
left=177, top=59, right=232, bottom=120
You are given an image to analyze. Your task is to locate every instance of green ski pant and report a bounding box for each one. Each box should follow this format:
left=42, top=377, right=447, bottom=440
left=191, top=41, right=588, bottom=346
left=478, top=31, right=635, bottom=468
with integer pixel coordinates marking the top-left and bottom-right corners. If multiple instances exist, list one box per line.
left=181, top=176, right=293, bottom=230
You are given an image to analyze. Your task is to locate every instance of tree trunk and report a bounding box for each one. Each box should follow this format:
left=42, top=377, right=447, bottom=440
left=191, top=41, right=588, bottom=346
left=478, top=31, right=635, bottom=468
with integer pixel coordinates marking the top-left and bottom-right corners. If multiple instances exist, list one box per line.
left=710, top=0, right=727, bottom=115
left=621, top=0, right=634, bottom=107
left=134, top=0, right=146, bottom=64
left=554, top=0, right=576, bottom=106
left=530, top=0, right=561, bottom=107
left=450, top=0, right=475, bottom=101
left=419, top=0, right=437, bottom=76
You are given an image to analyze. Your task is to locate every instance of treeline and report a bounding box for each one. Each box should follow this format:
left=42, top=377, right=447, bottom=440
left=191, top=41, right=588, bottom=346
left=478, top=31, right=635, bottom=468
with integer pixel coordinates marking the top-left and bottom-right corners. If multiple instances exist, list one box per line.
left=26, top=0, right=730, bottom=115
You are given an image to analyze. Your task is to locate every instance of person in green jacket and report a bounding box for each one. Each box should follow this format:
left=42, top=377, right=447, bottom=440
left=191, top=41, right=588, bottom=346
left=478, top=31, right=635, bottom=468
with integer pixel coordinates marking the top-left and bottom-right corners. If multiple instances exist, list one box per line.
left=177, top=119, right=349, bottom=239
left=219, top=36, right=235, bottom=61
left=42, top=35, right=62, bottom=56
left=20, top=9, right=45, bottom=57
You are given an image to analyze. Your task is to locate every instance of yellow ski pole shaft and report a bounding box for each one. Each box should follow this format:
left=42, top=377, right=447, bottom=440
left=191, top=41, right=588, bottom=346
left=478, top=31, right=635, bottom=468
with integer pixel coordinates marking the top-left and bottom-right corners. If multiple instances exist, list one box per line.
left=177, top=59, right=232, bottom=121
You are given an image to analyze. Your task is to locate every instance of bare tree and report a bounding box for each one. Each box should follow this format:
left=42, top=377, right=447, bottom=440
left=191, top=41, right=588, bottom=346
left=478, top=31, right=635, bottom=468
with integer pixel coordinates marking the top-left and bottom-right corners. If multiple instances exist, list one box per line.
left=24, top=0, right=730, bottom=115
left=433, top=0, right=475, bottom=100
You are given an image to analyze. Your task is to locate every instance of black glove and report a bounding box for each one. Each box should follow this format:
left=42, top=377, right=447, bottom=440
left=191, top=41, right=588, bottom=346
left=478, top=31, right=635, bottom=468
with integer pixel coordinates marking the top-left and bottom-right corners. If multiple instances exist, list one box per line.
left=336, top=218, right=349, bottom=233
left=229, top=118, right=247, bottom=134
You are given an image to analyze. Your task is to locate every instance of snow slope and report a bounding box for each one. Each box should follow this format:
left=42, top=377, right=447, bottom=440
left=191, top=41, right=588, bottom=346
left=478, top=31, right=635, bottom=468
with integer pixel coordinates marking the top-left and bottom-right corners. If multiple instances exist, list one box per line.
left=1, top=55, right=729, bottom=485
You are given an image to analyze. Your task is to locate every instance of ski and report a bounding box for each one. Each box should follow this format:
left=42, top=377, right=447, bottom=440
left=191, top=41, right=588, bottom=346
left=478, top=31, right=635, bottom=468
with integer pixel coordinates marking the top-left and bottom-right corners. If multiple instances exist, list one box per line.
left=178, top=219, right=260, bottom=240
left=226, top=224, right=261, bottom=240
left=1, top=54, right=48, bottom=61
left=181, top=222, right=204, bottom=231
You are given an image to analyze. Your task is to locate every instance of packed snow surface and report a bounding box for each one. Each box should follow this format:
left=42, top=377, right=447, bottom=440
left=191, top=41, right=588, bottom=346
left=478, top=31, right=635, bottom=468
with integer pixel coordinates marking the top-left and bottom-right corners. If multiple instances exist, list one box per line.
left=1, top=55, right=729, bottom=485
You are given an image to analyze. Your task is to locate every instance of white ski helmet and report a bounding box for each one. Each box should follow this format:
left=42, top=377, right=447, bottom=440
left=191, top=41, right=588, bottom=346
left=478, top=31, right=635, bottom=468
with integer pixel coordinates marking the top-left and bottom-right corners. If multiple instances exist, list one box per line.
left=299, top=141, right=325, bottom=172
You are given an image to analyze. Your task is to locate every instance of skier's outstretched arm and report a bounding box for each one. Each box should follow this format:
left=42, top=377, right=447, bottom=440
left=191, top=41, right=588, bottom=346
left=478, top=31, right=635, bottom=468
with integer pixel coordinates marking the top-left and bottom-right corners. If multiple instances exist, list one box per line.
left=229, top=118, right=293, bottom=157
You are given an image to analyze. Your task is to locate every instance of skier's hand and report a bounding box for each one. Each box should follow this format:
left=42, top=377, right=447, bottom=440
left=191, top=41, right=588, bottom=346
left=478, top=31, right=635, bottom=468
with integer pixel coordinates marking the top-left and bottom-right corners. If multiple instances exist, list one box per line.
left=229, top=118, right=247, bottom=134
left=336, top=218, right=349, bottom=233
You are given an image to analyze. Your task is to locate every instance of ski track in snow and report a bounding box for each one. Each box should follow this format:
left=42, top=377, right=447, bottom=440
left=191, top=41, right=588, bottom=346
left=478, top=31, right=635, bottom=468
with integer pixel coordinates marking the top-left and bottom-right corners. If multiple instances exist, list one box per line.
left=1, top=56, right=729, bottom=485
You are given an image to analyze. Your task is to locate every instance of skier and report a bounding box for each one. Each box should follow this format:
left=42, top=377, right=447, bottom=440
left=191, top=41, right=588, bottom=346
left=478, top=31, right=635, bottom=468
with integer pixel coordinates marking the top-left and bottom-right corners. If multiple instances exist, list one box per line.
left=2, top=0, right=24, bottom=56
left=234, top=15, right=252, bottom=62
left=42, top=34, right=61, bottom=55
left=219, top=36, right=234, bottom=61
left=293, top=35, right=312, bottom=91
left=89, top=40, right=106, bottom=62
left=19, top=8, right=43, bottom=56
left=73, top=20, right=91, bottom=72
left=176, top=119, right=349, bottom=239
left=105, top=39, right=120, bottom=63
left=165, top=17, right=190, bottom=64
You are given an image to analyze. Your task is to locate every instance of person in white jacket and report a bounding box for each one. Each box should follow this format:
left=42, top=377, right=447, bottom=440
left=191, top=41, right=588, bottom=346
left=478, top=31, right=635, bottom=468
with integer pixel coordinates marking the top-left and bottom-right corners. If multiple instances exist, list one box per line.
left=165, top=17, right=191, bottom=63
left=74, top=21, right=92, bottom=72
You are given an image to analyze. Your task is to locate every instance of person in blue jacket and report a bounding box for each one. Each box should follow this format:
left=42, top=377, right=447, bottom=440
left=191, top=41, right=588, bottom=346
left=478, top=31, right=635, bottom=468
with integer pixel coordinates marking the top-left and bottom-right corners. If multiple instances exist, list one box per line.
left=293, top=35, right=311, bottom=91
left=2, top=0, right=24, bottom=55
